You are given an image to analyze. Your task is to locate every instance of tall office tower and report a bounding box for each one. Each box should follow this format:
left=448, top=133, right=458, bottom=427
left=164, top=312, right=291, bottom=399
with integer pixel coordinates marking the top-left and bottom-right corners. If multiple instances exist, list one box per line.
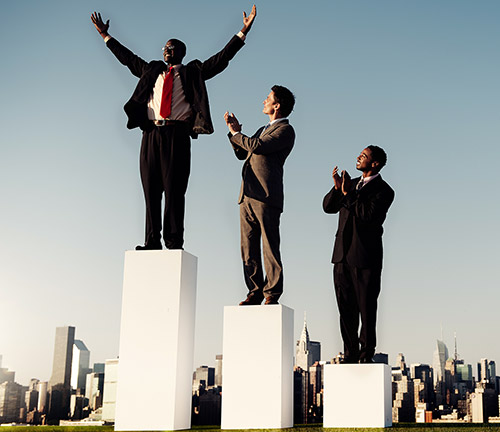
left=70, top=340, right=90, bottom=391
left=0, top=381, right=25, bottom=423
left=37, top=382, right=48, bottom=413
left=478, top=358, right=489, bottom=383
left=411, top=364, right=434, bottom=405
left=48, top=326, right=75, bottom=421
left=85, top=372, right=105, bottom=410
left=395, top=353, right=409, bottom=376
left=308, top=362, right=323, bottom=423
left=293, top=366, right=309, bottom=425
left=25, top=379, right=40, bottom=412
left=432, top=339, right=449, bottom=385
left=215, top=355, right=223, bottom=387
left=392, top=375, right=415, bottom=422
left=295, top=315, right=321, bottom=371
left=192, top=366, right=215, bottom=393
left=102, top=358, right=119, bottom=423
left=49, top=326, right=75, bottom=389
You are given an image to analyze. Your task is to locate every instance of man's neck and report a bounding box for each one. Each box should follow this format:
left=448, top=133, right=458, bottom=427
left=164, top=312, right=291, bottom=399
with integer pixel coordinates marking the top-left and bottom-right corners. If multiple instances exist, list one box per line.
left=268, top=113, right=284, bottom=123
left=362, top=170, right=379, bottom=178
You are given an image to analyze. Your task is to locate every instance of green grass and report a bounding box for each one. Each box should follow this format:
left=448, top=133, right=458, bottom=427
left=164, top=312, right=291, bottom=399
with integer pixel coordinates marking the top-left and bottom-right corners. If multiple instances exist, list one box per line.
left=1, top=426, right=500, bottom=432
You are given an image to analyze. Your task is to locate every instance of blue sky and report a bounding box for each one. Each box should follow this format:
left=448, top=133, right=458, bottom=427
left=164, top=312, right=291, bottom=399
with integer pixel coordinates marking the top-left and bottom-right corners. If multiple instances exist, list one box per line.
left=1, top=0, right=499, bottom=384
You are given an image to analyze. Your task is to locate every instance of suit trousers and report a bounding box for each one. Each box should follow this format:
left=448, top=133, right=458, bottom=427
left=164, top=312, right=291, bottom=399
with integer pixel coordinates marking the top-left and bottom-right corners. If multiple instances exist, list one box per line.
left=240, top=197, right=283, bottom=299
left=333, top=262, right=381, bottom=361
left=140, top=123, right=191, bottom=249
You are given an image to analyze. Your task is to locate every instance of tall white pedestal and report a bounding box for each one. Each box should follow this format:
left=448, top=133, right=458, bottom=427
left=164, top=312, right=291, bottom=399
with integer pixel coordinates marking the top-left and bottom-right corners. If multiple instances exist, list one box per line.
left=323, top=363, right=392, bottom=428
left=114, top=250, right=197, bottom=431
left=221, top=305, right=294, bottom=429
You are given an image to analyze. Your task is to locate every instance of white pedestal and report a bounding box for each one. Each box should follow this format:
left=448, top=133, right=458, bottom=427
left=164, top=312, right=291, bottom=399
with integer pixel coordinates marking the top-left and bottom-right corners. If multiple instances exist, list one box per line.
left=221, top=305, right=294, bottom=429
left=323, top=363, right=392, bottom=428
left=114, top=250, right=197, bottom=431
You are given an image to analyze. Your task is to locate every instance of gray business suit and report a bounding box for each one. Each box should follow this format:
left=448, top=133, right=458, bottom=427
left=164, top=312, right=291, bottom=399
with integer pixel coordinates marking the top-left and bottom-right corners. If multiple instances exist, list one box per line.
left=229, top=119, right=295, bottom=300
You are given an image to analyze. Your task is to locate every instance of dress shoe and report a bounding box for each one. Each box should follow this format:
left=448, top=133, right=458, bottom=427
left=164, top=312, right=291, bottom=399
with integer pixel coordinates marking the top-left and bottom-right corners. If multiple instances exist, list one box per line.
left=239, top=293, right=263, bottom=306
left=359, top=357, right=374, bottom=364
left=264, top=296, right=279, bottom=305
left=340, top=357, right=359, bottom=364
left=135, top=243, right=162, bottom=251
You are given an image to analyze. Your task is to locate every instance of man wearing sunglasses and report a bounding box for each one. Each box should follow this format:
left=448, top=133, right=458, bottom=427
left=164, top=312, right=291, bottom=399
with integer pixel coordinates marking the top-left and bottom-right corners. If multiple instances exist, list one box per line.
left=91, top=6, right=256, bottom=251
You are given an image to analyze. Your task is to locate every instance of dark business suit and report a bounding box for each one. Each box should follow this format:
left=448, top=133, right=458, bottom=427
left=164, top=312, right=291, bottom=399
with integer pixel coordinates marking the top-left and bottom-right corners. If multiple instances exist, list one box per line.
left=323, top=175, right=394, bottom=361
left=229, top=120, right=295, bottom=300
left=105, top=35, right=245, bottom=248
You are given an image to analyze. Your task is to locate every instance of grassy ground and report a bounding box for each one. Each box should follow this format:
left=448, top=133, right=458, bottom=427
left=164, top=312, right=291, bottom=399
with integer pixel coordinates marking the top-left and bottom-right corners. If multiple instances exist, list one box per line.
left=1, top=425, right=500, bottom=432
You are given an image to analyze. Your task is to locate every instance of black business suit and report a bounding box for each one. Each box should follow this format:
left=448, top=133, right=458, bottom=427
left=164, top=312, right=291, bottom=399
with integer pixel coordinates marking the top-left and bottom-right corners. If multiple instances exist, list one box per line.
left=105, top=35, right=245, bottom=248
left=229, top=120, right=295, bottom=300
left=323, top=175, right=394, bottom=361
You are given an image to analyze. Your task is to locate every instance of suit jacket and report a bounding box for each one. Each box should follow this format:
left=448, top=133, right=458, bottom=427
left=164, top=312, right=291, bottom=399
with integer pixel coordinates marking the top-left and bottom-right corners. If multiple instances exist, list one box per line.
left=229, top=120, right=295, bottom=211
left=323, top=175, right=394, bottom=269
left=106, top=35, right=245, bottom=137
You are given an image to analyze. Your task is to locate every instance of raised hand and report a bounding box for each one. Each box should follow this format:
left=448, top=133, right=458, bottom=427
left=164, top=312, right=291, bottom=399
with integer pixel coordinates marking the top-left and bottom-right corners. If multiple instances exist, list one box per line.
left=241, top=5, right=257, bottom=35
left=332, top=166, right=342, bottom=190
left=91, top=12, right=110, bottom=38
left=341, top=170, right=351, bottom=196
left=224, top=111, right=242, bottom=134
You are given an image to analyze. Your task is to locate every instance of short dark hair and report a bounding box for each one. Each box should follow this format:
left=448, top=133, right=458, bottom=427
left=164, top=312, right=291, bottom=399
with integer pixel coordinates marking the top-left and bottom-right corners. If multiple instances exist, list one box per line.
left=367, top=145, right=387, bottom=169
left=271, top=85, right=295, bottom=117
left=168, top=38, right=186, bottom=58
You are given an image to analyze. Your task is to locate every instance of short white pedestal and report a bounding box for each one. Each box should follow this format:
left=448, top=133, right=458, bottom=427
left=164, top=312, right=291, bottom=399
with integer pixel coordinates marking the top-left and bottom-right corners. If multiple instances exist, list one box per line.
left=114, top=250, right=197, bottom=431
left=221, top=305, right=294, bottom=429
left=323, top=363, right=392, bottom=428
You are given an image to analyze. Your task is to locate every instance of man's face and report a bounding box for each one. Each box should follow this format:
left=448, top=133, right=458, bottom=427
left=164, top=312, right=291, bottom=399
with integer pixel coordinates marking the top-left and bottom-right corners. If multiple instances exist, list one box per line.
left=356, top=147, right=375, bottom=172
left=163, top=40, right=184, bottom=65
left=262, top=91, right=279, bottom=115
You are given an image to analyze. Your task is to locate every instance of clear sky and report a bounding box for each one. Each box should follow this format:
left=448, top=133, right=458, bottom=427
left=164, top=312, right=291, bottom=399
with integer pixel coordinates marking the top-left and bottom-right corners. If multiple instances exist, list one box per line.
left=1, top=0, right=499, bottom=385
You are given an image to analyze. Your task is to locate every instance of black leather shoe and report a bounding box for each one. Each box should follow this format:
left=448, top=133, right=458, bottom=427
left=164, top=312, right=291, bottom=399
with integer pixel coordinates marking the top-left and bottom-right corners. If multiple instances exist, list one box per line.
left=135, top=243, right=162, bottom=251
left=340, top=357, right=359, bottom=364
left=359, top=357, right=374, bottom=364
left=264, top=296, right=280, bottom=305
left=239, top=293, right=263, bottom=306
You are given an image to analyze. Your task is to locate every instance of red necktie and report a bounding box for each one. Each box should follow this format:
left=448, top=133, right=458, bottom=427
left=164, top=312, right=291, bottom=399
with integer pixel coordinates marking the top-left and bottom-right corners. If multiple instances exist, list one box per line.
left=159, top=67, right=174, bottom=119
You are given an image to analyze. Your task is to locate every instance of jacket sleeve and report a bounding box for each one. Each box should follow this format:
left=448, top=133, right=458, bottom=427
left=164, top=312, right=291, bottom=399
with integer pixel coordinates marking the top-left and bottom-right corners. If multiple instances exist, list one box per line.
left=227, top=133, right=248, bottom=160
left=106, top=37, right=149, bottom=78
left=323, top=186, right=344, bottom=214
left=229, top=125, right=295, bottom=155
left=199, top=35, right=245, bottom=81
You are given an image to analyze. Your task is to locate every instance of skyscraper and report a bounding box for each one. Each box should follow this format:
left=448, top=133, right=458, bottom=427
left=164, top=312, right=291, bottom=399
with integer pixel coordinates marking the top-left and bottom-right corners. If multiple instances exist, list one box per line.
left=49, top=326, right=75, bottom=389
left=432, top=339, right=449, bottom=385
left=295, top=315, right=320, bottom=371
left=48, top=326, right=75, bottom=421
left=71, top=340, right=90, bottom=391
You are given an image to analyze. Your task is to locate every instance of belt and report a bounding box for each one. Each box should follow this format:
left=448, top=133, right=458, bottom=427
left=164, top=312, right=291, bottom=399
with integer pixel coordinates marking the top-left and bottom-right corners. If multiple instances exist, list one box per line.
left=153, top=119, right=189, bottom=127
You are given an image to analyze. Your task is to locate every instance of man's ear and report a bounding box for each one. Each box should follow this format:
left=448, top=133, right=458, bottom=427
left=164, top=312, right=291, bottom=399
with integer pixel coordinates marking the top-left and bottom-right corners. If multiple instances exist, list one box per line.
left=372, top=160, right=380, bottom=170
left=275, top=102, right=281, bottom=115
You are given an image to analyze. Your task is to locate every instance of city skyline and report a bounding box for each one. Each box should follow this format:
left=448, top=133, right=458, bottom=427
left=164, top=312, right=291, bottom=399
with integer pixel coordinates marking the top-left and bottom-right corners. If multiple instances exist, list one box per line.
left=1, top=0, right=499, bottom=385
left=0, top=324, right=495, bottom=387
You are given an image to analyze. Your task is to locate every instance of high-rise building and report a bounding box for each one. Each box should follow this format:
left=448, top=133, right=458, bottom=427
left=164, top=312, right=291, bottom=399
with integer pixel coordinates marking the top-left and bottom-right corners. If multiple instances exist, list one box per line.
left=0, top=356, right=15, bottom=384
left=48, top=326, right=75, bottom=421
left=71, top=340, right=90, bottom=391
left=0, top=381, right=25, bottom=423
left=432, top=339, right=449, bottom=385
left=192, top=366, right=215, bottom=393
left=215, top=355, right=223, bottom=387
left=295, top=315, right=321, bottom=371
left=102, top=358, right=119, bottom=422
left=37, top=381, right=48, bottom=414
left=85, top=372, right=104, bottom=410
left=49, top=326, right=75, bottom=389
